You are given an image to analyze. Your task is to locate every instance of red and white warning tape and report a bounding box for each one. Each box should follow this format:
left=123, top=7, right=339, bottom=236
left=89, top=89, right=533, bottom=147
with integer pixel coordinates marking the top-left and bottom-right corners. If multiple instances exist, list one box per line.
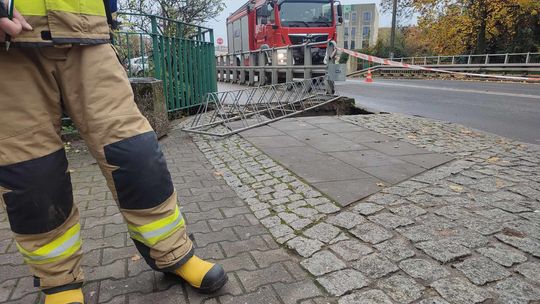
left=336, top=47, right=540, bottom=82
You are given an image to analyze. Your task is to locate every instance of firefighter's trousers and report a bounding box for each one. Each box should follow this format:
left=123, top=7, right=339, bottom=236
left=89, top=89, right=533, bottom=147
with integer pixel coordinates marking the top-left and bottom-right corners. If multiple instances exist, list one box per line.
left=0, top=44, right=193, bottom=293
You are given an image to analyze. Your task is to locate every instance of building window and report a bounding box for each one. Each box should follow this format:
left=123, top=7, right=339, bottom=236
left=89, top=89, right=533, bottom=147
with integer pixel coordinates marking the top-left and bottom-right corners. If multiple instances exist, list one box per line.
left=363, top=11, right=371, bottom=24
left=351, top=12, right=357, bottom=23
left=344, top=41, right=349, bottom=49
left=351, top=40, right=356, bottom=49
left=345, top=12, right=350, bottom=21
left=363, top=26, right=370, bottom=38
left=344, top=27, right=349, bottom=38
left=351, top=27, right=356, bottom=37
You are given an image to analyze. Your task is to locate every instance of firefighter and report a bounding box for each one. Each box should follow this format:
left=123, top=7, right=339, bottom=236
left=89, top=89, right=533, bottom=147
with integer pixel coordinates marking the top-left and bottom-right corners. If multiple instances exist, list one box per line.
left=0, top=1, right=227, bottom=303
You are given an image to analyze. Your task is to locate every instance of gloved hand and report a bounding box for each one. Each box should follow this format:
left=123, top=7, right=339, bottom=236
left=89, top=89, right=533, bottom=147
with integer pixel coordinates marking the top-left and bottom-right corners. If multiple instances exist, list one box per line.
left=0, top=0, right=33, bottom=42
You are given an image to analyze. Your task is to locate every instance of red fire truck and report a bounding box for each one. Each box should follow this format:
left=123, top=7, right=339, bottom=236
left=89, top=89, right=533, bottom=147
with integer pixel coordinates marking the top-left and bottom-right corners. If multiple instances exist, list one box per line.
left=227, top=0, right=343, bottom=65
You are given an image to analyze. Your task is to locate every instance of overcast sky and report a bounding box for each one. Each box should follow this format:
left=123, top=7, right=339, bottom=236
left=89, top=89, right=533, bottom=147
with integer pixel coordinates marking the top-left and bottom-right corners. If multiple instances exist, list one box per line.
left=203, top=0, right=411, bottom=44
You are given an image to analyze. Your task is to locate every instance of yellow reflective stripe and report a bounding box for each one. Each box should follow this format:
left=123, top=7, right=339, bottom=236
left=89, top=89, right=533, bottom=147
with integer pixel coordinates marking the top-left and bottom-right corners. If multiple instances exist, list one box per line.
left=128, top=206, right=185, bottom=247
left=15, top=1, right=46, bottom=16
left=16, top=223, right=82, bottom=265
left=16, top=0, right=106, bottom=16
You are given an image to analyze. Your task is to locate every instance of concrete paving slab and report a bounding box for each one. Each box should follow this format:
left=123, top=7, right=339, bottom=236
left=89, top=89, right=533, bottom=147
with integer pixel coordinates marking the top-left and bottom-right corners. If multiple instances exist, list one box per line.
left=360, top=163, right=426, bottom=184
left=312, top=178, right=384, bottom=207
left=399, top=153, right=454, bottom=169
left=297, top=116, right=346, bottom=124
left=247, top=135, right=306, bottom=149
left=241, top=126, right=287, bottom=138
left=305, top=137, right=370, bottom=153
left=285, top=158, right=373, bottom=183
left=337, top=131, right=395, bottom=143
left=270, top=120, right=319, bottom=131
left=362, top=141, right=433, bottom=156
left=317, top=122, right=367, bottom=133
left=260, top=146, right=328, bottom=165
left=330, top=150, right=409, bottom=168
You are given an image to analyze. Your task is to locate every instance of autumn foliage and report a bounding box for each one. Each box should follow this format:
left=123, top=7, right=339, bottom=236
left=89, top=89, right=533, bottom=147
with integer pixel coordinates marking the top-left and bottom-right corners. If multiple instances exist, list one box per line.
left=380, top=0, right=540, bottom=56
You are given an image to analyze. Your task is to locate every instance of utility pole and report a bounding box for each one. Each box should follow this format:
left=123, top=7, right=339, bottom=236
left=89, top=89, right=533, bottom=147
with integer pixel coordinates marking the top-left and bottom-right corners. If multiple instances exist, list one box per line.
left=389, top=0, right=398, bottom=59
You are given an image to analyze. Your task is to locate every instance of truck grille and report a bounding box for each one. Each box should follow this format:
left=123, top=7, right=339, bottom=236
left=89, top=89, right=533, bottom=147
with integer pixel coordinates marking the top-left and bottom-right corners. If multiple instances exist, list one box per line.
left=289, top=34, right=329, bottom=45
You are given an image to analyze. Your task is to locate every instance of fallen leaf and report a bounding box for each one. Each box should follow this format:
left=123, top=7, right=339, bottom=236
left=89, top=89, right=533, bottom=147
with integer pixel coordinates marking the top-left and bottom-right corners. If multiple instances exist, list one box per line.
left=131, top=254, right=141, bottom=261
left=377, top=182, right=386, bottom=187
left=487, top=157, right=500, bottom=164
left=449, top=185, right=463, bottom=192
left=496, top=179, right=505, bottom=188
left=213, top=171, right=224, bottom=178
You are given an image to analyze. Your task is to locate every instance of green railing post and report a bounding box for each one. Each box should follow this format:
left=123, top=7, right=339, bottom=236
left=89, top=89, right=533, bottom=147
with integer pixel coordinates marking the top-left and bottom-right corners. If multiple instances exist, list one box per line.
left=150, top=16, right=162, bottom=79
left=115, top=12, right=217, bottom=113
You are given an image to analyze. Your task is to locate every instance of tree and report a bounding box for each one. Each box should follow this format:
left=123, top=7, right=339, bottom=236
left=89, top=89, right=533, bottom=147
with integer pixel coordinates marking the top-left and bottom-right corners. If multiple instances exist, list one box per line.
left=379, top=0, right=540, bottom=55
left=118, top=0, right=225, bottom=35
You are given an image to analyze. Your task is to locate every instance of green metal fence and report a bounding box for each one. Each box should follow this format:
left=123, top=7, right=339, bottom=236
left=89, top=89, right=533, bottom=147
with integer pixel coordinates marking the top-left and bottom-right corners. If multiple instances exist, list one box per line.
left=113, top=13, right=217, bottom=113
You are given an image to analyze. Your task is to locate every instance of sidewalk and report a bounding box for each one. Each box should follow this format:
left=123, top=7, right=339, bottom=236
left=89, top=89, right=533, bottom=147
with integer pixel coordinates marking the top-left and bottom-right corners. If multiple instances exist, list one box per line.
left=1, top=113, right=539, bottom=303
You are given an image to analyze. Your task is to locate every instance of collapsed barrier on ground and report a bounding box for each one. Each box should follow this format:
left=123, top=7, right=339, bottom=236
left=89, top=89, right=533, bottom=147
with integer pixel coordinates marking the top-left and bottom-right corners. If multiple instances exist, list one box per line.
left=182, top=76, right=340, bottom=137
left=334, top=42, right=540, bottom=82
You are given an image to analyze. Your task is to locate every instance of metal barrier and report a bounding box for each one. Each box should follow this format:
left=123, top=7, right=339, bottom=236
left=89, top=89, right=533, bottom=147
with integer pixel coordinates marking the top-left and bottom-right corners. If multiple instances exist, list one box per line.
left=113, top=13, right=217, bottom=113
left=392, top=52, right=540, bottom=66
left=183, top=76, right=339, bottom=137
left=216, top=41, right=331, bottom=86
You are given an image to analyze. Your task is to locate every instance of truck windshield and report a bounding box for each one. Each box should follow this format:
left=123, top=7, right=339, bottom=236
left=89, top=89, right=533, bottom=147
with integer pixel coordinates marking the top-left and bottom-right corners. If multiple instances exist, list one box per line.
left=279, top=1, right=333, bottom=27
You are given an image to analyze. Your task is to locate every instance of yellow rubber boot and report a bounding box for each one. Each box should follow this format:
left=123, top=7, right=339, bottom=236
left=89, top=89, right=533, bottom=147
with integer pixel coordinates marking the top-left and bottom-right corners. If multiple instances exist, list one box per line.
left=174, top=255, right=228, bottom=293
left=44, top=288, right=84, bottom=304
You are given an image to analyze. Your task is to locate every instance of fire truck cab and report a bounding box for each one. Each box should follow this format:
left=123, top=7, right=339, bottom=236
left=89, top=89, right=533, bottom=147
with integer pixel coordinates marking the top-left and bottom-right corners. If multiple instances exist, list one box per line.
left=227, top=0, right=343, bottom=65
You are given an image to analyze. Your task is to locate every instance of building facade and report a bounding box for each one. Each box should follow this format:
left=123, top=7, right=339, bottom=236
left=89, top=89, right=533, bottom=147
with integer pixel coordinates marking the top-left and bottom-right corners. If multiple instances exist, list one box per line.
left=336, top=3, right=379, bottom=50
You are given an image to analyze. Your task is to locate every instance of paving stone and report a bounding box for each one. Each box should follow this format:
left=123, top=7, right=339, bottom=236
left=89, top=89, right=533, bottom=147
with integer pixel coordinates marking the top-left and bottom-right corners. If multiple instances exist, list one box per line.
left=432, top=277, right=492, bottom=304
left=454, top=256, right=511, bottom=285
left=374, top=238, right=416, bottom=262
left=269, top=224, right=294, bottom=239
left=314, top=203, right=341, bottom=214
left=476, top=244, right=527, bottom=267
left=351, top=203, right=384, bottom=215
left=515, top=262, right=540, bottom=283
left=330, top=239, right=373, bottom=261
left=290, top=218, right=313, bottom=231
left=287, top=236, right=324, bottom=258
left=389, top=205, right=427, bottom=218
left=377, top=274, right=425, bottom=303
left=251, top=249, right=292, bottom=268
left=273, top=280, right=323, bottom=303
left=194, top=228, right=239, bottom=247
left=492, top=277, right=540, bottom=304
left=293, top=207, right=319, bottom=218
left=398, top=258, right=450, bottom=282
left=353, top=253, right=399, bottom=279
left=368, top=212, right=414, bottom=229
left=338, top=290, right=394, bottom=304
left=474, top=208, right=521, bottom=223
left=300, top=250, right=346, bottom=276
left=237, top=263, right=294, bottom=292
left=416, top=240, right=471, bottom=263
left=99, top=271, right=154, bottom=302
left=495, top=234, right=540, bottom=257
left=303, top=223, right=341, bottom=244
left=220, top=285, right=281, bottom=304
left=326, top=212, right=365, bottom=229
left=417, top=297, right=450, bottom=304
left=0, top=279, right=16, bottom=302
left=351, top=222, right=393, bottom=244
left=220, top=236, right=269, bottom=257
left=317, top=269, right=370, bottom=296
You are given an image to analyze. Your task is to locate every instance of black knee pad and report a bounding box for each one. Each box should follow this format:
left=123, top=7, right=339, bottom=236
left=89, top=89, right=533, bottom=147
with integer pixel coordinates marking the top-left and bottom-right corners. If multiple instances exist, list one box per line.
left=0, top=149, right=73, bottom=234
left=104, top=131, right=174, bottom=210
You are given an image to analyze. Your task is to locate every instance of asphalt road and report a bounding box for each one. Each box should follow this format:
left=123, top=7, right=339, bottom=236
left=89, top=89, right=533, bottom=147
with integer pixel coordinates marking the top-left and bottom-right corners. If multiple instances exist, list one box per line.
left=336, top=79, right=540, bottom=145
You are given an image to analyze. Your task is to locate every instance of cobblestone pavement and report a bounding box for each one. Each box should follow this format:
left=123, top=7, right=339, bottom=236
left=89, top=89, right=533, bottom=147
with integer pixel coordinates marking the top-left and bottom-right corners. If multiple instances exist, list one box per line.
left=189, top=114, right=540, bottom=304
left=0, top=131, right=326, bottom=304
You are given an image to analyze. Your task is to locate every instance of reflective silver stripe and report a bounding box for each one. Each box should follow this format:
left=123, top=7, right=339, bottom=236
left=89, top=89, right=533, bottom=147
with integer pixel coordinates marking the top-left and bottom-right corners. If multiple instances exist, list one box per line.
left=133, top=214, right=183, bottom=240
left=25, top=231, right=81, bottom=262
